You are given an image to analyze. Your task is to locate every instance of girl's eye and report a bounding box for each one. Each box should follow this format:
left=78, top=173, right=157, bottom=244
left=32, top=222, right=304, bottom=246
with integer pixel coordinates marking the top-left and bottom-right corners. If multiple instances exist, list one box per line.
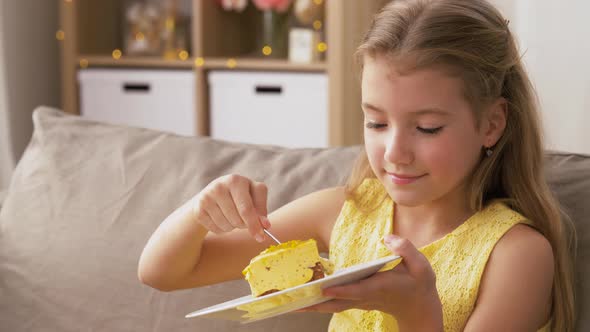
left=417, top=126, right=443, bottom=134
left=366, top=122, right=387, bottom=129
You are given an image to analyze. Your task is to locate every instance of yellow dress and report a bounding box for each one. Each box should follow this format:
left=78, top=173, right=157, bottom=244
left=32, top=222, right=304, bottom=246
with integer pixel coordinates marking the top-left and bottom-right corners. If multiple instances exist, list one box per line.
left=328, top=178, right=551, bottom=332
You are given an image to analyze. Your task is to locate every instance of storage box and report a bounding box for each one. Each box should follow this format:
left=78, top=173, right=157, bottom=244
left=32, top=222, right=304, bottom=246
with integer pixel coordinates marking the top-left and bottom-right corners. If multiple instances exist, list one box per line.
left=78, top=68, right=196, bottom=136
left=208, top=71, right=328, bottom=148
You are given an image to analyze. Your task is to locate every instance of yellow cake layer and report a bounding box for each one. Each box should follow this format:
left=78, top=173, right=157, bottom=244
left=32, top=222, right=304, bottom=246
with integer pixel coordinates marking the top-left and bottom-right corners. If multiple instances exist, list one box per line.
left=242, top=239, right=326, bottom=297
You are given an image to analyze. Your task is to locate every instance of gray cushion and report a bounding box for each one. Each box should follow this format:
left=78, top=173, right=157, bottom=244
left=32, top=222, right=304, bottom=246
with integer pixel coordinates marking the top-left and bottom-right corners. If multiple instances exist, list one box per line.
left=0, top=107, right=360, bottom=331
left=544, top=152, right=590, bottom=330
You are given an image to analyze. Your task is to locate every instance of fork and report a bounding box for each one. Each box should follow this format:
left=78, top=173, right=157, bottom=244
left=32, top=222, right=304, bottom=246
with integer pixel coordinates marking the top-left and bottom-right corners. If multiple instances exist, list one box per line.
left=263, top=229, right=282, bottom=245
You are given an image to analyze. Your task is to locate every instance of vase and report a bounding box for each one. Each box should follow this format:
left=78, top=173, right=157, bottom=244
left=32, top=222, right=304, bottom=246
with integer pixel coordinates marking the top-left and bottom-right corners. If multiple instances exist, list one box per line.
left=257, top=10, right=289, bottom=58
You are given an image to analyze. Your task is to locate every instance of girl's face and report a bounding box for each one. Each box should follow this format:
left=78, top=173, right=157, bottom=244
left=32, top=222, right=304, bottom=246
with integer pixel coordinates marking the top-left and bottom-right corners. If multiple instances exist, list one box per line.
left=362, top=55, right=488, bottom=207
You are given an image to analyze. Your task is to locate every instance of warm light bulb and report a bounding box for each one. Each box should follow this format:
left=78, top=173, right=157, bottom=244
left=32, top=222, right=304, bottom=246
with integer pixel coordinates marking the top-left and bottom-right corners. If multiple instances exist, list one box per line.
left=79, top=59, right=89, bottom=68
left=178, top=50, right=189, bottom=60
left=317, top=42, right=327, bottom=52
left=135, top=32, right=145, bottom=41
left=262, top=46, right=272, bottom=56
left=313, top=20, right=322, bottom=31
left=226, top=58, right=237, bottom=68
left=194, top=57, right=205, bottom=67
left=166, top=18, right=174, bottom=30
left=112, top=49, right=122, bottom=59
left=313, top=0, right=323, bottom=5
left=56, top=30, right=65, bottom=41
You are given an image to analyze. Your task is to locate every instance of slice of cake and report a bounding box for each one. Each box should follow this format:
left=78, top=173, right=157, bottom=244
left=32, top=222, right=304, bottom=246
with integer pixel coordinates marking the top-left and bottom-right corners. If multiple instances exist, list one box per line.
left=242, top=239, right=333, bottom=297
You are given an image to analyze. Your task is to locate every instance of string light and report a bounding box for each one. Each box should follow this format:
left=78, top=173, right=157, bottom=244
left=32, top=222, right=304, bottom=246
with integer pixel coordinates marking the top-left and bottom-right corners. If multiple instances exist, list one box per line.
left=262, top=46, right=272, bottom=56
left=178, top=50, right=189, bottom=60
left=79, top=59, right=89, bottom=68
left=135, top=32, right=145, bottom=41
left=226, top=58, right=237, bottom=69
left=194, top=57, right=205, bottom=67
left=313, top=20, right=322, bottom=31
left=313, top=0, right=323, bottom=5
left=317, top=42, right=327, bottom=53
left=55, top=30, right=65, bottom=41
left=112, top=49, right=122, bottom=59
left=64, top=0, right=72, bottom=3
left=166, top=18, right=174, bottom=30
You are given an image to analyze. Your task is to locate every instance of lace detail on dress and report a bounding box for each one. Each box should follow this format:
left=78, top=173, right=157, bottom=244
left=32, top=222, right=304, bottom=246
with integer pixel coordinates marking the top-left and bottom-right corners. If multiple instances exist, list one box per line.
left=328, top=178, right=542, bottom=332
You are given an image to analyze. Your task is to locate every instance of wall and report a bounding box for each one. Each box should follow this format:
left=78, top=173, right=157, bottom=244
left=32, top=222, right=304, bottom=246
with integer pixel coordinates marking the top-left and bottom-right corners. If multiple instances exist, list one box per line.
left=0, top=0, right=60, bottom=190
left=493, top=0, right=590, bottom=154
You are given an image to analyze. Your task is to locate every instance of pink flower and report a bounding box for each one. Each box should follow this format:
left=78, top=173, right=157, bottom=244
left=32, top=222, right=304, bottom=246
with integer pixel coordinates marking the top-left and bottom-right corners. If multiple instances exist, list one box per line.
left=252, top=0, right=293, bottom=13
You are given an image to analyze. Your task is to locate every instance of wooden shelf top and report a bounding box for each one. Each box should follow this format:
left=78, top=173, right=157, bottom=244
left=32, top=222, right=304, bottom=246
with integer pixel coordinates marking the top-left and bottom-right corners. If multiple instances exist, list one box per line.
left=77, top=55, right=326, bottom=72
left=77, top=55, right=194, bottom=69
left=201, top=58, right=326, bottom=72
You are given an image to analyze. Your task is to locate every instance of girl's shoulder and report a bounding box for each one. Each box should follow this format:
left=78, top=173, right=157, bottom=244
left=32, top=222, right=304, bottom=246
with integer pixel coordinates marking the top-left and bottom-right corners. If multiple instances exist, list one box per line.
left=458, top=200, right=532, bottom=237
left=468, top=221, right=554, bottom=330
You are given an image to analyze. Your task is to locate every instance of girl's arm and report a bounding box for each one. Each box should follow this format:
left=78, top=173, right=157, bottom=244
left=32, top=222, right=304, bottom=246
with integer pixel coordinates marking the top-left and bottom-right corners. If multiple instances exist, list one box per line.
left=137, top=174, right=345, bottom=292
left=463, top=224, right=554, bottom=331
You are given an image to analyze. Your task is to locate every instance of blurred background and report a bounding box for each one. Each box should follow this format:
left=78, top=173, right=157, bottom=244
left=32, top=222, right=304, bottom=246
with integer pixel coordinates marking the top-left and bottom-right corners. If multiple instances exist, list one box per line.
left=0, top=0, right=589, bottom=193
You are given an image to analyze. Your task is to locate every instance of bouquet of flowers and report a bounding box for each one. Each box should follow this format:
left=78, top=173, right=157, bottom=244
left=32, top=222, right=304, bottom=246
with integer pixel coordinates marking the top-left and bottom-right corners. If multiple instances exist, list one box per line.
left=216, top=0, right=293, bottom=13
left=216, top=0, right=294, bottom=58
left=252, top=0, right=293, bottom=13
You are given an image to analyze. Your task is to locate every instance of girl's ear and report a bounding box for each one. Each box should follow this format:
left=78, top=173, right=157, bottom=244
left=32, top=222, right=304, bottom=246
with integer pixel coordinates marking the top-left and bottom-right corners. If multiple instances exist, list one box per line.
left=482, top=97, right=508, bottom=147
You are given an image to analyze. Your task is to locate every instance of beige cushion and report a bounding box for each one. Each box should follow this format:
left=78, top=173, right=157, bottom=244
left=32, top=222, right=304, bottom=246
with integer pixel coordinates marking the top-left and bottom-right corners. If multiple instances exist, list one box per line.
left=1, top=107, right=589, bottom=331
left=0, top=107, right=360, bottom=331
left=0, top=190, right=6, bottom=208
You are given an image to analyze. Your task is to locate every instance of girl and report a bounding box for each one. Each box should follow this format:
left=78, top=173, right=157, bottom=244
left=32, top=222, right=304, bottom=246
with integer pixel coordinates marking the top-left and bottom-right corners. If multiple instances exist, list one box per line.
left=138, top=0, right=575, bottom=330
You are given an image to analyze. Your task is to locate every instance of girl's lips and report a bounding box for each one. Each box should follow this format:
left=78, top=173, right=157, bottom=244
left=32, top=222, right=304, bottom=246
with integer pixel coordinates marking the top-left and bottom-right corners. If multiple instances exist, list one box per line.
left=387, top=173, right=425, bottom=185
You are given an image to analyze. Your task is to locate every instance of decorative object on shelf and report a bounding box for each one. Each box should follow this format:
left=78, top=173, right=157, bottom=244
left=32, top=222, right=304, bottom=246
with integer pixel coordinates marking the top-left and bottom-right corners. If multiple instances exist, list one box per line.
left=293, top=0, right=323, bottom=26
left=216, top=0, right=248, bottom=12
left=161, top=0, right=191, bottom=60
left=252, top=0, right=293, bottom=58
left=289, top=0, right=325, bottom=63
left=123, top=1, right=162, bottom=56
left=289, top=28, right=320, bottom=63
left=123, top=0, right=191, bottom=60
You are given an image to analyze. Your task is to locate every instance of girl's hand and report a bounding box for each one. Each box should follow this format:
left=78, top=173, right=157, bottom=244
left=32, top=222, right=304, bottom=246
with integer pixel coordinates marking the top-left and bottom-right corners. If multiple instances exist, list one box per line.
left=192, top=174, right=270, bottom=242
left=302, top=235, right=443, bottom=330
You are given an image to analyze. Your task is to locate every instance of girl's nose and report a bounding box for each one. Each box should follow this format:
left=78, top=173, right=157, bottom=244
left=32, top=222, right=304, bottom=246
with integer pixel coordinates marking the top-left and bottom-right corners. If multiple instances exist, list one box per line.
left=384, top=133, right=414, bottom=166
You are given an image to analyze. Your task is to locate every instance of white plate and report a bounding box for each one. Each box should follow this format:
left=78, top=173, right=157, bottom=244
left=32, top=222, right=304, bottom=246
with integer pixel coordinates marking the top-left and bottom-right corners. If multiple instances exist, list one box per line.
left=185, top=255, right=401, bottom=324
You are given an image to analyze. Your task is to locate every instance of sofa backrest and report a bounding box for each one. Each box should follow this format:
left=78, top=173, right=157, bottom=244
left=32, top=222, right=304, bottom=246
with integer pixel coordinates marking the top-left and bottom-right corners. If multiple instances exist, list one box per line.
left=0, top=107, right=359, bottom=331
left=1, top=107, right=589, bottom=331
left=544, top=152, right=590, bottom=328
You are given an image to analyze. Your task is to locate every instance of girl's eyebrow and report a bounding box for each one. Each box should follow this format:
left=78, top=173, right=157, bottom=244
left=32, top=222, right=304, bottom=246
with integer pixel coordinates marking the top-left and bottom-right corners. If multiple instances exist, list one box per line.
left=361, top=102, right=451, bottom=116
left=361, top=102, right=386, bottom=113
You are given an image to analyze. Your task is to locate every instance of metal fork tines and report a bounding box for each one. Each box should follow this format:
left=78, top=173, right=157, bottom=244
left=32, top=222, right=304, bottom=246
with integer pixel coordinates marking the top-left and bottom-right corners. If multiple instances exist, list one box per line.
left=263, top=229, right=282, bottom=245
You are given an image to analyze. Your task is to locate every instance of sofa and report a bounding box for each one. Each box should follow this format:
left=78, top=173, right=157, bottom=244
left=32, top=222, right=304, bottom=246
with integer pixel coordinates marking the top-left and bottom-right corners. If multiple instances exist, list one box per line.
left=0, top=106, right=589, bottom=331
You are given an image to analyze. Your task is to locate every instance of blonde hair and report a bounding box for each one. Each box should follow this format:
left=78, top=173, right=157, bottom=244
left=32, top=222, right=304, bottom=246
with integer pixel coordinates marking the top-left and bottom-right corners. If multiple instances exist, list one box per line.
left=347, top=0, right=576, bottom=330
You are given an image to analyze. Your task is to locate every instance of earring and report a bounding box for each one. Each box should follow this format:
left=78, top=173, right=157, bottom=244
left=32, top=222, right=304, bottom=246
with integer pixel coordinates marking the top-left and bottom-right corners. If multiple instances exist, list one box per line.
left=485, top=147, right=493, bottom=157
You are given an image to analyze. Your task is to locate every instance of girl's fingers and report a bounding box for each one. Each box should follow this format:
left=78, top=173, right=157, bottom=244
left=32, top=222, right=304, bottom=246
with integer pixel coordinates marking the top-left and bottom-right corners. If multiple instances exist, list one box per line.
left=227, top=176, right=265, bottom=241
left=205, top=201, right=234, bottom=232
left=199, top=212, right=225, bottom=234
left=384, top=235, right=433, bottom=281
left=301, top=299, right=358, bottom=313
left=250, top=181, right=269, bottom=218
left=215, top=189, right=247, bottom=229
left=322, top=281, right=365, bottom=300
